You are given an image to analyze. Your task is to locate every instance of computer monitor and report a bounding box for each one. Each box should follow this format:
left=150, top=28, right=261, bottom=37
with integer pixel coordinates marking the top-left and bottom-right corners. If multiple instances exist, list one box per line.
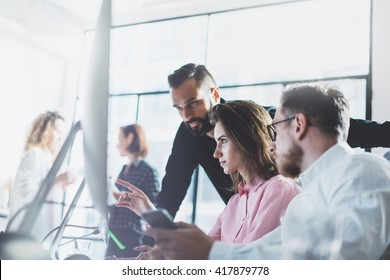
left=49, top=0, right=111, bottom=258
left=81, top=0, right=111, bottom=244
left=43, top=1, right=112, bottom=251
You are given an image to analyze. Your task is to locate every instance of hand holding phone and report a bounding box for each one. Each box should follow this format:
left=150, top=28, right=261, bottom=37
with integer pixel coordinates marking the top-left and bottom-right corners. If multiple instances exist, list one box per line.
left=142, top=208, right=177, bottom=229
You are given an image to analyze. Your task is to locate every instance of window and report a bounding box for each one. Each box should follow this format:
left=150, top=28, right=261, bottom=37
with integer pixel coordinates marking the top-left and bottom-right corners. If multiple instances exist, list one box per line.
left=107, top=95, right=138, bottom=178
left=207, top=0, right=370, bottom=85
left=109, top=16, right=209, bottom=93
left=137, top=94, right=182, bottom=183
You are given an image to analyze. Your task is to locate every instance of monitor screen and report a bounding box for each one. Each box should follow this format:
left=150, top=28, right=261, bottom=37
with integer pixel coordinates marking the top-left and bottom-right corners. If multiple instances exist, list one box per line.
left=81, top=0, right=111, bottom=243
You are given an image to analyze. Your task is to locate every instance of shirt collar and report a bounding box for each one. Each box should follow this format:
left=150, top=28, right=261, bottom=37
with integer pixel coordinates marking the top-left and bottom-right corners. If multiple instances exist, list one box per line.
left=126, top=160, right=142, bottom=171
left=299, top=142, right=354, bottom=188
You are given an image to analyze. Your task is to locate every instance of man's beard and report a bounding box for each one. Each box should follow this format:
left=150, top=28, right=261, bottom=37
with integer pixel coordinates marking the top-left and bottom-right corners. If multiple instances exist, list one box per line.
left=184, top=114, right=215, bottom=137
left=277, top=143, right=303, bottom=179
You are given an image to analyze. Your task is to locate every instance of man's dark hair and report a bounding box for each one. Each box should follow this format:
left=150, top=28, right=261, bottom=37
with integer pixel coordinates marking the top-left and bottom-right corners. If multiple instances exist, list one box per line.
left=168, top=63, right=216, bottom=88
left=281, top=85, right=350, bottom=139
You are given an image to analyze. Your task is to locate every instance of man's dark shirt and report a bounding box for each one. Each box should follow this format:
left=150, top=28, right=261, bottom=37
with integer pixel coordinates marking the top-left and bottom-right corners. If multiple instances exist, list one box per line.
left=156, top=105, right=390, bottom=217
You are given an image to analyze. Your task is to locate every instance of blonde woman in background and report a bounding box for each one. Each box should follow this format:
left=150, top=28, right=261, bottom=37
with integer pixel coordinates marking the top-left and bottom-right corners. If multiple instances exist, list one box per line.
left=7, top=111, right=77, bottom=247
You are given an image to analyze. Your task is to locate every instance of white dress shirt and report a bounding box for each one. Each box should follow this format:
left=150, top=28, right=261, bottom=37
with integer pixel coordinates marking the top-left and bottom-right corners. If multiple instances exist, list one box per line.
left=7, top=147, right=64, bottom=247
left=210, top=143, right=390, bottom=259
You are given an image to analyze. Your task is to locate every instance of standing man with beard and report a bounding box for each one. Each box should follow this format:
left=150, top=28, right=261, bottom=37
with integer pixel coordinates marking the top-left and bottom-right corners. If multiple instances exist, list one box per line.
left=157, top=63, right=390, bottom=219
left=155, top=64, right=233, bottom=216
left=150, top=85, right=390, bottom=260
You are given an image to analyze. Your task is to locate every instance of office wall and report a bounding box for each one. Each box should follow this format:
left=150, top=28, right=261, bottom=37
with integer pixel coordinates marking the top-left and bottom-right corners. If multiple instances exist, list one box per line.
left=0, top=1, right=85, bottom=204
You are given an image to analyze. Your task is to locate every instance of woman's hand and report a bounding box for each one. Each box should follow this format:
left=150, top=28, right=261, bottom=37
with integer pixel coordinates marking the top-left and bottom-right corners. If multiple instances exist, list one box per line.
left=55, top=170, right=78, bottom=190
left=115, top=179, right=156, bottom=216
left=112, top=191, right=121, bottom=201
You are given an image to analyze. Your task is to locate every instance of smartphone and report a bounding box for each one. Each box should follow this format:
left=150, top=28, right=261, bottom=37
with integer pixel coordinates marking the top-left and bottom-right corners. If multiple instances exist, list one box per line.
left=142, top=208, right=177, bottom=229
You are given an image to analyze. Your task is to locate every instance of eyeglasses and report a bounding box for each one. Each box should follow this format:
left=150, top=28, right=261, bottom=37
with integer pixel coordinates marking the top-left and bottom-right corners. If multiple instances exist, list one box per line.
left=267, top=116, right=296, bottom=141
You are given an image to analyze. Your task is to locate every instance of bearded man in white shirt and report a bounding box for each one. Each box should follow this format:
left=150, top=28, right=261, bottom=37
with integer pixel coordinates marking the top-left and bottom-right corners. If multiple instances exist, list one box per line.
left=151, top=84, right=390, bottom=260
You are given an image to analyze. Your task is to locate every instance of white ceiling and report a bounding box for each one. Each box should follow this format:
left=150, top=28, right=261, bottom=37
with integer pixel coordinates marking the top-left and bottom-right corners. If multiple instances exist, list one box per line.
left=0, top=0, right=294, bottom=51
left=49, top=0, right=103, bottom=25
left=48, top=0, right=293, bottom=28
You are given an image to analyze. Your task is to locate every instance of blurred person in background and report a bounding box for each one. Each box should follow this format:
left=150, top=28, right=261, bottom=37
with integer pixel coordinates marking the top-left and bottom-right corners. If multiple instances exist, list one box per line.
left=105, top=124, right=159, bottom=258
left=6, top=111, right=77, bottom=247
